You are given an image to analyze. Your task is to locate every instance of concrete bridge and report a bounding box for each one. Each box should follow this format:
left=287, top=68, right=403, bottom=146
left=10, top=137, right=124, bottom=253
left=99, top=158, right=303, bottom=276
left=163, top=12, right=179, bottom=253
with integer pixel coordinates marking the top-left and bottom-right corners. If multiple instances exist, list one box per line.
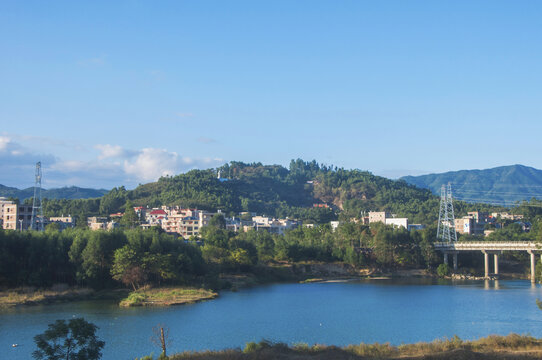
left=434, top=241, right=542, bottom=282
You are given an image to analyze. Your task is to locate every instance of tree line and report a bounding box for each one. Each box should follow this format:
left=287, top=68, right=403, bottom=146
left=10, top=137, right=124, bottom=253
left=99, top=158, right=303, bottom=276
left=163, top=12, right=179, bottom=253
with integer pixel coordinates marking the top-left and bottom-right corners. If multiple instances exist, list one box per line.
left=0, top=216, right=444, bottom=290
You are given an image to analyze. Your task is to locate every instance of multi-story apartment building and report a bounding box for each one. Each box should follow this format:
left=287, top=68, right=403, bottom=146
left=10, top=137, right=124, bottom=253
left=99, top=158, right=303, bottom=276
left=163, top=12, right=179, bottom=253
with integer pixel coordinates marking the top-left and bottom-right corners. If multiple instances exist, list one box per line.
left=368, top=211, right=409, bottom=229
left=146, top=209, right=167, bottom=226
left=368, top=211, right=390, bottom=224
left=455, top=217, right=474, bottom=235
left=87, top=216, right=117, bottom=230
left=467, top=211, right=490, bottom=224
left=248, top=216, right=299, bottom=235
left=455, top=216, right=486, bottom=235
left=2, top=203, right=33, bottom=230
left=48, top=216, right=75, bottom=230
left=0, top=197, right=14, bottom=228
left=491, top=212, right=524, bottom=221
left=158, top=207, right=215, bottom=239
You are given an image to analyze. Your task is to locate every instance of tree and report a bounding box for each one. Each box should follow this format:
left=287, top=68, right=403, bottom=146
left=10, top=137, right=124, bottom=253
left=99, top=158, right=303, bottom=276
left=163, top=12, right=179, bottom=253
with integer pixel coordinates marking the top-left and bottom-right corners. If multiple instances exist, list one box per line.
left=208, top=214, right=226, bottom=229
left=111, top=246, right=145, bottom=291
left=151, top=324, right=172, bottom=358
left=121, top=200, right=139, bottom=229
left=33, top=318, right=105, bottom=360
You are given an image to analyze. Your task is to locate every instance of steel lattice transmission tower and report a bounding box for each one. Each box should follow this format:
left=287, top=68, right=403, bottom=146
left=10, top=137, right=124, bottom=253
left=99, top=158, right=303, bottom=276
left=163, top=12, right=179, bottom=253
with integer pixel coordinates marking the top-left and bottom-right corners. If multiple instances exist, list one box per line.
left=30, top=161, right=44, bottom=231
left=437, top=183, right=457, bottom=242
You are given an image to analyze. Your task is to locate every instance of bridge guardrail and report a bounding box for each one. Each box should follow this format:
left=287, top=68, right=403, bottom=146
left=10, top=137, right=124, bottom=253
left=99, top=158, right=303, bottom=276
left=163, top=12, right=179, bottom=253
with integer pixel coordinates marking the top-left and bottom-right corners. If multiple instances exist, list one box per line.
left=434, top=241, right=541, bottom=251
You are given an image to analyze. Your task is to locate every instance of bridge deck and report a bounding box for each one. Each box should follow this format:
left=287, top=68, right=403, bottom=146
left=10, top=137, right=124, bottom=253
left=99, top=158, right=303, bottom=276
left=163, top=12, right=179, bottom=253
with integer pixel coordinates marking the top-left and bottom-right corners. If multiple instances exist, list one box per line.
left=434, top=241, right=540, bottom=252
left=434, top=241, right=542, bottom=282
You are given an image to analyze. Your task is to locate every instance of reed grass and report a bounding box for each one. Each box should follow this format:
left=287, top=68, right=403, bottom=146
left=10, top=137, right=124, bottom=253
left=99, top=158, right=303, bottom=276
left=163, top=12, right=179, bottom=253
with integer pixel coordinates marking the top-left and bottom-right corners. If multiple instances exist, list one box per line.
left=160, top=334, right=542, bottom=360
left=119, top=287, right=217, bottom=307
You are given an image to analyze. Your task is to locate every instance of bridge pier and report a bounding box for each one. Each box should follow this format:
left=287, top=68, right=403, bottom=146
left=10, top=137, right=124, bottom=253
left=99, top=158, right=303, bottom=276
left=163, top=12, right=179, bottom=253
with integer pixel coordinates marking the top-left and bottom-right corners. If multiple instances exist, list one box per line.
left=481, top=250, right=501, bottom=279
left=443, top=252, right=458, bottom=271
left=435, top=242, right=539, bottom=282
left=528, top=251, right=536, bottom=283
left=494, top=253, right=499, bottom=276
left=483, top=251, right=489, bottom=279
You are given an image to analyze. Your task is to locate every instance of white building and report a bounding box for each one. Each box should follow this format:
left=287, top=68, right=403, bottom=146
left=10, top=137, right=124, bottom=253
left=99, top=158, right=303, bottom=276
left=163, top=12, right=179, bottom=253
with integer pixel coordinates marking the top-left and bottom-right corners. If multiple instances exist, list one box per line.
left=385, top=217, right=408, bottom=229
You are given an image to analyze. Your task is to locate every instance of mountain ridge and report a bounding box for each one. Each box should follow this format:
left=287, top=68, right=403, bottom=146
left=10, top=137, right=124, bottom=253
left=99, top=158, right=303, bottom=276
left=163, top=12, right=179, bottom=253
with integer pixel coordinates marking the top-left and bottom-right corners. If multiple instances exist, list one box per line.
left=401, top=164, right=542, bottom=205
left=0, top=184, right=109, bottom=200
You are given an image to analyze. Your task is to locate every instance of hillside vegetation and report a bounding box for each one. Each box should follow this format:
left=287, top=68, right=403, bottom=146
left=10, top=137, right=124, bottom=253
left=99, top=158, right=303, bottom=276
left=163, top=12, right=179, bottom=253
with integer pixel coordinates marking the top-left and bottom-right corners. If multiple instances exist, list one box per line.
left=41, top=160, right=445, bottom=224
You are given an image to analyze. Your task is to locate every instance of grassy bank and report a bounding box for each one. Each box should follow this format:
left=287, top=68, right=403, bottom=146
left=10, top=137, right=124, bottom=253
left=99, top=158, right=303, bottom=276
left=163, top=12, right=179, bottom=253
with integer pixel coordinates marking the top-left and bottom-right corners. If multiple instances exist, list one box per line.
left=138, top=334, right=542, bottom=359
left=119, top=287, right=218, bottom=307
left=0, top=286, right=131, bottom=308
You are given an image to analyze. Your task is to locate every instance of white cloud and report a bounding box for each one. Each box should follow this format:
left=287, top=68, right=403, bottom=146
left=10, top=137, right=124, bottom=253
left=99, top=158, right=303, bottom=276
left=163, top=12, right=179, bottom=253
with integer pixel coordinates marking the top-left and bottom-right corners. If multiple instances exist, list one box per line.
left=122, top=147, right=223, bottom=183
left=0, top=136, right=25, bottom=155
left=0, top=137, right=224, bottom=189
left=95, top=144, right=137, bottom=159
left=0, top=136, right=55, bottom=164
left=124, top=148, right=180, bottom=182
left=46, top=159, right=126, bottom=189
left=0, top=136, right=58, bottom=187
left=0, top=136, right=10, bottom=151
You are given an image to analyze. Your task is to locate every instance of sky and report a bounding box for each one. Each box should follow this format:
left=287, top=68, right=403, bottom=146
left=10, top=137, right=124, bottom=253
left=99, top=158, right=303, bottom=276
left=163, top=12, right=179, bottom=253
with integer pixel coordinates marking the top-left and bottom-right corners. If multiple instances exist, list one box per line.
left=1, top=0, right=542, bottom=189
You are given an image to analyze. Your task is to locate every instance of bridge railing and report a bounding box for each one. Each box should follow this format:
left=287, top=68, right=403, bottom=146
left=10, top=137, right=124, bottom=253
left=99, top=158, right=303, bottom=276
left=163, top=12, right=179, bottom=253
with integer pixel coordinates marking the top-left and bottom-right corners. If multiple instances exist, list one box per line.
left=434, top=241, right=541, bottom=250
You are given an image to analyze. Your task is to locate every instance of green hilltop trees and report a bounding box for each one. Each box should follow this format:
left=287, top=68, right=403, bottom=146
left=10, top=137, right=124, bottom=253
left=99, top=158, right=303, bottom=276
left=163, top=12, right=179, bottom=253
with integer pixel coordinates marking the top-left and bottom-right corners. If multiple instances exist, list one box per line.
left=39, top=160, right=443, bottom=225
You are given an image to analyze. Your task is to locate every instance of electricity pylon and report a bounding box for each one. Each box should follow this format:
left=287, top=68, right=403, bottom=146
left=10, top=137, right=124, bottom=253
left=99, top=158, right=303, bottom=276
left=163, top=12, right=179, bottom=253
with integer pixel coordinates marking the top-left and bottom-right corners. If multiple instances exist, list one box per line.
left=437, top=183, right=457, bottom=242
left=30, top=161, right=44, bottom=231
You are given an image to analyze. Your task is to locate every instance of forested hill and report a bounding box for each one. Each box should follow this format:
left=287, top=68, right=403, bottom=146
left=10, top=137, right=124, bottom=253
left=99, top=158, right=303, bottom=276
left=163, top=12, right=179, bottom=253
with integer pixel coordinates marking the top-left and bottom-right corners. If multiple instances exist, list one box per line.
left=41, top=160, right=442, bottom=224
left=0, top=184, right=108, bottom=201
left=401, top=164, right=542, bottom=206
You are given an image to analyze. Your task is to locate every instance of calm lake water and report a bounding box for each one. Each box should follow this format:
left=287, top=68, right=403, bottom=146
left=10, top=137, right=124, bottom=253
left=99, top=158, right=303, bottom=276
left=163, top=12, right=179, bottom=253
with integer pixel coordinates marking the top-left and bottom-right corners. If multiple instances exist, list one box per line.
left=2, top=278, right=542, bottom=360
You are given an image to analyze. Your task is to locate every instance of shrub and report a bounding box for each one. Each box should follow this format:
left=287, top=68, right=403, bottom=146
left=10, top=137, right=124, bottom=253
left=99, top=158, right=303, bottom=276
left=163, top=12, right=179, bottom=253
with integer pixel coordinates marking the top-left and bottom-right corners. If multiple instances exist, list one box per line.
left=437, top=263, right=450, bottom=277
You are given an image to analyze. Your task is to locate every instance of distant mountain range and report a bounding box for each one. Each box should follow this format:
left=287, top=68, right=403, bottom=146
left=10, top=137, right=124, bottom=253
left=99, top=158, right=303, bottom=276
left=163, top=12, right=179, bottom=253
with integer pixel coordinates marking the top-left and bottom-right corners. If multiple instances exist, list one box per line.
left=4, top=164, right=542, bottom=207
left=0, top=184, right=109, bottom=201
left=401, top=164, right=542, bottom=206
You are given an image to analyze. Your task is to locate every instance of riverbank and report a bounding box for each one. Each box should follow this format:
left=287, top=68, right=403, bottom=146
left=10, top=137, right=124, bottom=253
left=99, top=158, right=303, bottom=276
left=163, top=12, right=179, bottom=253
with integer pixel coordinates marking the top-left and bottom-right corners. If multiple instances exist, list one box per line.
left=0, top=286, right=129, bottom=308
left=0, top=262, right=527, bottom=309
left=151, top=334, right=542, bottom=360
left=222, top=262, right=437, bottom=288
left=119, top=287, right=218, bottom=307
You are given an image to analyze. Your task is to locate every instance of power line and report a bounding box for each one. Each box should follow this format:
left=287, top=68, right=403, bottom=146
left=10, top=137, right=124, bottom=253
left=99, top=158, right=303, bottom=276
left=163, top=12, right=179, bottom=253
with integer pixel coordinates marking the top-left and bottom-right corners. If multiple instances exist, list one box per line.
left=453, top=197, right=542, bottom=208
left=448, top=182, right=542, bottom=189
left=453, top=189, right=542, bottom=197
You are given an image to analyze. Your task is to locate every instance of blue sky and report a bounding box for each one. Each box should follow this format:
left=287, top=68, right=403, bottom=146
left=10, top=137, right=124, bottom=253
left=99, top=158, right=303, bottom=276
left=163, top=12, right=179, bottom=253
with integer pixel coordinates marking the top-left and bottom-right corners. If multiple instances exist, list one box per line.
left=1, top=1, right=542, bottom=189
